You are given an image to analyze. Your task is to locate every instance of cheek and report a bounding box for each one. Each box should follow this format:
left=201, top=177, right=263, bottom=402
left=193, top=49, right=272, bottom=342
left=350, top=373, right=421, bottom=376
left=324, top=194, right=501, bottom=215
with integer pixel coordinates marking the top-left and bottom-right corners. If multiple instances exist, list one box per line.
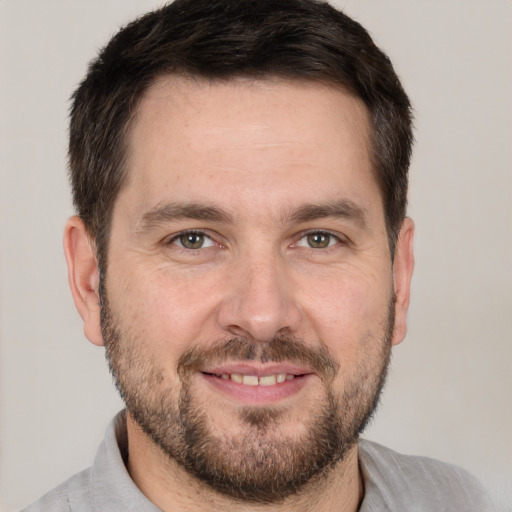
left=297, top=268, right=392, bottom=347
left=108, top=261, right=224, bottom=358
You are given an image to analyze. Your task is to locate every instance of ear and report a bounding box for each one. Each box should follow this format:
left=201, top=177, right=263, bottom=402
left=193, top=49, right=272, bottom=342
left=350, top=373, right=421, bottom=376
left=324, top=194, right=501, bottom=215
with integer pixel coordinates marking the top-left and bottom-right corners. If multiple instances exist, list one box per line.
left=63, top=216, right=104, bottom=346
left=391, top=217, right=415, bottom=346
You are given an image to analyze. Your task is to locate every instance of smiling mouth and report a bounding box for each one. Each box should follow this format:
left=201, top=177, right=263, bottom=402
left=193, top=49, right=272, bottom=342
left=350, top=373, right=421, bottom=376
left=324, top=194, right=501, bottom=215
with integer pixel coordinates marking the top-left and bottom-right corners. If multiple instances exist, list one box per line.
left=203, top=372, right=303, bottom=387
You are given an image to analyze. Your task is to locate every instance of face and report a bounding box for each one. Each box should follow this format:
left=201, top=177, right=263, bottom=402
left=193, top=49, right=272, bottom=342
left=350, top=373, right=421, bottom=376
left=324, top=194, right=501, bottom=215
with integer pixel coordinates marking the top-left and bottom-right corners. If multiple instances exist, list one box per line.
left=95, top=77, right=412, bottom=502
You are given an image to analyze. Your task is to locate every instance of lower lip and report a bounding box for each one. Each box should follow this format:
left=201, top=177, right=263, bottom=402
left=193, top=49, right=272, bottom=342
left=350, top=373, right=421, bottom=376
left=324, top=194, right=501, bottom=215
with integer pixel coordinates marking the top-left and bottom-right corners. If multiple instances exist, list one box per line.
left=201, top=373, right=313, bottom=405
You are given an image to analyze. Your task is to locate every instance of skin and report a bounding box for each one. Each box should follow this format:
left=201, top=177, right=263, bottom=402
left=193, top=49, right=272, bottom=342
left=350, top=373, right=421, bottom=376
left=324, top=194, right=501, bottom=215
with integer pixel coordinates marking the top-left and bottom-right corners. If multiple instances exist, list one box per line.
left=64, top=77, right=414, bottom=512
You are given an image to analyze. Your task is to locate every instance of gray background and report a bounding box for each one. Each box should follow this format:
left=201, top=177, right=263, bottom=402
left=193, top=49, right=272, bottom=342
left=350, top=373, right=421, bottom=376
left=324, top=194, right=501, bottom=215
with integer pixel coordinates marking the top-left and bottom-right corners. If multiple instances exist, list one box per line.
left=1, top=0, right=511, bottom=510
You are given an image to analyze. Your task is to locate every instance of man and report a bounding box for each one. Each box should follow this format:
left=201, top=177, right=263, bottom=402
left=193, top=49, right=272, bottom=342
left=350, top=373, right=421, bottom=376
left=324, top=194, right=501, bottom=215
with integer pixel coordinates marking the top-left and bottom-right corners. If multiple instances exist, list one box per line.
left=23, top=0, right=494, bottom=510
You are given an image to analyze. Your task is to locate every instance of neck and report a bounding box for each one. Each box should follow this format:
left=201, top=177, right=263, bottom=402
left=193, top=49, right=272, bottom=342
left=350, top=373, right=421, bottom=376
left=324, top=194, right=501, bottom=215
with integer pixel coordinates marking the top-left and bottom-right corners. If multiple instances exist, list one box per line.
left=126, top=414, right=364, bottom=512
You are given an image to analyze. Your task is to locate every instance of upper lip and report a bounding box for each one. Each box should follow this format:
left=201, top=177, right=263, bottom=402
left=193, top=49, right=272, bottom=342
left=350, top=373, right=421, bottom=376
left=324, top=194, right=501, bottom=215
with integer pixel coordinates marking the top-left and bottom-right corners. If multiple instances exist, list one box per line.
left=201, top=363, right=314, bottom=377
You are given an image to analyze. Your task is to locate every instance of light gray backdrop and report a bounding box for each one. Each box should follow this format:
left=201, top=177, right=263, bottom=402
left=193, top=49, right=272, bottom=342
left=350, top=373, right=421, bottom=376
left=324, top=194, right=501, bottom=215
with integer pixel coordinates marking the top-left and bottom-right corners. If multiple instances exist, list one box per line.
left=1, top=1, right=511, bottom=510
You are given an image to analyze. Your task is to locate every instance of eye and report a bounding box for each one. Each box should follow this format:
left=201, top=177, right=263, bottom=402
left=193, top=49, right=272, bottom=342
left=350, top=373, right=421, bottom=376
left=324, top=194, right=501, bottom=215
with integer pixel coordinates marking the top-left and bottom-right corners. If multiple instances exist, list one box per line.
left=171, top=231, right=215, bottom=250
left=296, top=231, right=339, bottom=249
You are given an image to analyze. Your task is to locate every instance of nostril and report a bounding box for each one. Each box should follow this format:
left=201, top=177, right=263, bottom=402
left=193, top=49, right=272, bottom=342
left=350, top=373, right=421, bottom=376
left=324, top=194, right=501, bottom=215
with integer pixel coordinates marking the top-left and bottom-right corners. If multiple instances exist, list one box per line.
left=216, top=274, right=302, bottom=342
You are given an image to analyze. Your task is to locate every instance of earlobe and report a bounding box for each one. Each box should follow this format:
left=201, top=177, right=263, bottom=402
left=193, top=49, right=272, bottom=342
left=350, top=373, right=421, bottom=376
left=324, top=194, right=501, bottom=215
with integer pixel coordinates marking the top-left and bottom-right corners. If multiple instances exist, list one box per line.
left=391, top=217, right=415, bottom=346
left=63, top=216, right=104, bottom=346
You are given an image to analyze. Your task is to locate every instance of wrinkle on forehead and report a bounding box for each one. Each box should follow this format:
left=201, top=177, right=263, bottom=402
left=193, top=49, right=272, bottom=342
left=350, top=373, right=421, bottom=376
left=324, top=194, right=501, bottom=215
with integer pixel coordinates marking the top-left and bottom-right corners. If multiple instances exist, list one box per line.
left=137, top=74, right=370, bottom=132
left=120, top=75, right=378, bottom=228
left=127, top=74, right=372, bottom=170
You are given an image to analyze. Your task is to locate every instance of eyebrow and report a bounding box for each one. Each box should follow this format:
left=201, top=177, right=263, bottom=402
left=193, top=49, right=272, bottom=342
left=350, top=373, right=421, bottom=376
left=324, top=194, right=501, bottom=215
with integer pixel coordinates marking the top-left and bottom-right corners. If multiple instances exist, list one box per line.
left=138, top=202, right=233, bottom=231
left=137, top=198, right=367, bottom=232
left=286, top=199, right=368, bottom=228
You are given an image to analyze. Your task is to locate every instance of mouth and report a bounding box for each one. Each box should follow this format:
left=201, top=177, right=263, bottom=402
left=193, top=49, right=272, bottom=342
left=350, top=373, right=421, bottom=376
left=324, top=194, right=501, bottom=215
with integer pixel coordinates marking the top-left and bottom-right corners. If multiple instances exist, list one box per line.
left=199, top=364, right=314, bottom=404
left=203, top=371, right=298, bottom=387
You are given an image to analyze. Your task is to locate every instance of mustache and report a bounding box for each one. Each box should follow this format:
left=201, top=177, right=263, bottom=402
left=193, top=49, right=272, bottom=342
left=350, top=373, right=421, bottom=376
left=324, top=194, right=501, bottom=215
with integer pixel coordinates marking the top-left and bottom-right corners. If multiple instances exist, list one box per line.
left=177, top=336, right=339, bottom=381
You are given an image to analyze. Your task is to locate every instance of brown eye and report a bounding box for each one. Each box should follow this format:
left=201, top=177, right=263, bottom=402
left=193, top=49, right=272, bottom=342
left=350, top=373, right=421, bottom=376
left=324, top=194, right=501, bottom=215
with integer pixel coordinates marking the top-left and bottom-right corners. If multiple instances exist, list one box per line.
left=306, top=232, right=332, bottom=248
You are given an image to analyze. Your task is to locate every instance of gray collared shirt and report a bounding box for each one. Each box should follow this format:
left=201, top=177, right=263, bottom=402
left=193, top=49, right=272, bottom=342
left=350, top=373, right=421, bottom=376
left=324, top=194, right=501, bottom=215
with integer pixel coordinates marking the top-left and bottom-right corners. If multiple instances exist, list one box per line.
left=22, top=411, right=494, bottom=511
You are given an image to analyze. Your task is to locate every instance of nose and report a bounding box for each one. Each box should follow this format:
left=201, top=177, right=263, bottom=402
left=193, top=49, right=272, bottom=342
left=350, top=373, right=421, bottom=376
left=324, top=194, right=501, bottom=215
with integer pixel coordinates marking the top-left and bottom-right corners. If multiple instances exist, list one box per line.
left=217, top=252, right=302, bottom=342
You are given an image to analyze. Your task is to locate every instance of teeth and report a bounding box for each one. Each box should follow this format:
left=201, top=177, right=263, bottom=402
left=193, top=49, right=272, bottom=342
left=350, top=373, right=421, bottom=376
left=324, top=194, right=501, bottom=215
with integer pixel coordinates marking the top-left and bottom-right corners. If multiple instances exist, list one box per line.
left=259, top=375, right=277, bottom=386
left=242, top=375, right=259, bottom=386
left=219, top=373, right=296, bottom=386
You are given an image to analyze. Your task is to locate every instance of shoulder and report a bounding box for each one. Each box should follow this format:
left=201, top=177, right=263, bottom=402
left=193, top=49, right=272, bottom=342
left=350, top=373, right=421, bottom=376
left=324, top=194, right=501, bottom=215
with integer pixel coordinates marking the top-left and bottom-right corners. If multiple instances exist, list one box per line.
left=358, top=439, right=495, bottom=512
left=20, top=467, right=94, bottom=512
left=19, top=411, right=161, bottom=512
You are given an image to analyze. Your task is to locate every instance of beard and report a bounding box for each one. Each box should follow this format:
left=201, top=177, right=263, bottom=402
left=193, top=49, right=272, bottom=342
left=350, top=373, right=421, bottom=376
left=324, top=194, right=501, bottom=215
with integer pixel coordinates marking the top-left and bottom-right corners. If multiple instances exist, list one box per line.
left=101, top=290, right=394, bottom=504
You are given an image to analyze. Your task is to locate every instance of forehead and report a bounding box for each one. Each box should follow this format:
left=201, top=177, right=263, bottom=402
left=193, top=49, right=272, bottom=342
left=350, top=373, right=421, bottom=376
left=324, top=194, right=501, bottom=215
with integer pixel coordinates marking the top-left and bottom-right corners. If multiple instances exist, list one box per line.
left=120, top=76, right=379, bottom=221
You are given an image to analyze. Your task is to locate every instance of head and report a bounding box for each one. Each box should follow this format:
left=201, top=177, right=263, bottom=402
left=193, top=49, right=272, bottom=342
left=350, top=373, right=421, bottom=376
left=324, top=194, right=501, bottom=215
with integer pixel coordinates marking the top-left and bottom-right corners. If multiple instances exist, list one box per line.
left=65, top=0, right=415, bottom=505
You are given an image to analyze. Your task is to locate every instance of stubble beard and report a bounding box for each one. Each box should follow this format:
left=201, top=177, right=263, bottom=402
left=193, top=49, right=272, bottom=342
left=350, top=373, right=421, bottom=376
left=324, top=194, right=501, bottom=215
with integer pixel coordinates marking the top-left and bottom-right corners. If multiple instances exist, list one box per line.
left=101, top=291, right=394, bottom=504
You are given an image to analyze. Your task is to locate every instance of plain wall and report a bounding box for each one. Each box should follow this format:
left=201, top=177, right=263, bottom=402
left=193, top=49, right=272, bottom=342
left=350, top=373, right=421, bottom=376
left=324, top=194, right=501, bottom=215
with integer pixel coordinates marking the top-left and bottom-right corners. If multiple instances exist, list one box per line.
left=1, top=1, right=510, bottom=510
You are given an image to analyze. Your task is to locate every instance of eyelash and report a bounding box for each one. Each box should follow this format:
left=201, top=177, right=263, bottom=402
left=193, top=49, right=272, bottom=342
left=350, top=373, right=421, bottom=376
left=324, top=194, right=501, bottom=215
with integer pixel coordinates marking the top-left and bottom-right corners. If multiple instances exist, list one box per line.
left=166, top=229, right=346, bottom=251
left=167, top=230, right=216, bottom=250
left=294, top=230, right=346, bottom=250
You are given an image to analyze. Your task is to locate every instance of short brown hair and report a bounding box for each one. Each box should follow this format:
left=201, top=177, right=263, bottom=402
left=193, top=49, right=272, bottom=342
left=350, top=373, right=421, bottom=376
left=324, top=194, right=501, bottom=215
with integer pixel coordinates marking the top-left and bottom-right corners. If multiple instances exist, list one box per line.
left=69, top=0, right=413, bottom=267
